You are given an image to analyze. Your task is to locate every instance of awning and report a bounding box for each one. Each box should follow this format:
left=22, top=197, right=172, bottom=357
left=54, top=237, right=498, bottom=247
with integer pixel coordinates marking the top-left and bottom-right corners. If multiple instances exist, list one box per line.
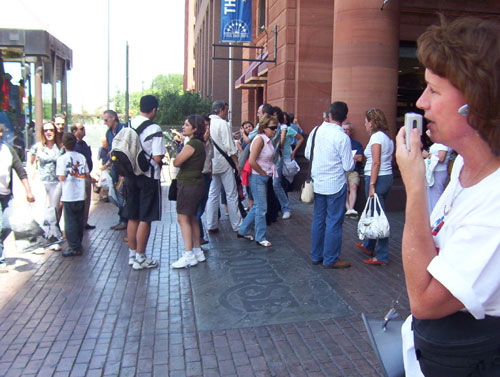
left=235, top=51, right=268, bottom=89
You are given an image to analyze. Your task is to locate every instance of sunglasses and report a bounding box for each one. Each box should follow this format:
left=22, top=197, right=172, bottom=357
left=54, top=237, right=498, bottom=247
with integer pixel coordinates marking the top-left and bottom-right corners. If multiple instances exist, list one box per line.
left=43, top=128, right=55, bottom=133
left=267, top=125, right=278, bottom=131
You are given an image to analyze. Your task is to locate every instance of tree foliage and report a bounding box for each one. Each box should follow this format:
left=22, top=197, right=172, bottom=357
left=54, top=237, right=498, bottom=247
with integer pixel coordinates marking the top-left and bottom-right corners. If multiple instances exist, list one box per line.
left=151, top=74, right=183, bottom=93
left=156, top=91, right=211, bottom=126
left=111, top=73, right=211, bottom=125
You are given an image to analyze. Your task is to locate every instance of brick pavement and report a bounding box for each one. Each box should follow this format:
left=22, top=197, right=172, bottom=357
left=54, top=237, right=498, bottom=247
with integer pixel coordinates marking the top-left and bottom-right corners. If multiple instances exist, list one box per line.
left=0, top=188, right=410, bottom=377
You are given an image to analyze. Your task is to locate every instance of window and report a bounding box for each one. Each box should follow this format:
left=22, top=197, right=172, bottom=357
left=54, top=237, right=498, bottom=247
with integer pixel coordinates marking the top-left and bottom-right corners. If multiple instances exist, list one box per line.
left=259, top=0, right=266, bottom=33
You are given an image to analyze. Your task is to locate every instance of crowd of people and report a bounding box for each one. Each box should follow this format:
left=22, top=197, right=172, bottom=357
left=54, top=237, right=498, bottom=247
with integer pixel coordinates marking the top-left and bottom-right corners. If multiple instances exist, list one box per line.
left=0, top=93, right=453, bottom=272
left=0, top=14, right=499, bottom=376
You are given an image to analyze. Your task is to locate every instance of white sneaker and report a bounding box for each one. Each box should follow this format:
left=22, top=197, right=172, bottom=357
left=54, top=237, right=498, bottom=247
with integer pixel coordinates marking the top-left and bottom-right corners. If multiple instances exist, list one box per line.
left=128, top=256, right=135, bottom=266
left=345, top=209, right=358, bottom=217
left=193, top=249, right=206, bottom=262
left=49, top=243, right=62, bottom=251
left=171, top=253, right=198, bottom=269
left=132, top=257, right=158, bottom=270
left=282, top=211, right=291, bottom=220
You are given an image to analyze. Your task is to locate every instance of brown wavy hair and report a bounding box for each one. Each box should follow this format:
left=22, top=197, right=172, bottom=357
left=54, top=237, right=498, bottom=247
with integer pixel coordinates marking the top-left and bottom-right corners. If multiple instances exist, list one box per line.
left=365, top=108, right=390, bottom=136
left=257, top=114, right=278, bottom=133
left=417, top=16, right=500, bottom=155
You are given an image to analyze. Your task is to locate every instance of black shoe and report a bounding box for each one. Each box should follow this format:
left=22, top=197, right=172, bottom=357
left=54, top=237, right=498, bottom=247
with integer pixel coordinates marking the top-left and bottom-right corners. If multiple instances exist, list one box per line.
left=85, top=224, right=96, bottom=230
left=312, top=259, right=323, bottom=265
left=63, top=250, right=77, bottom=257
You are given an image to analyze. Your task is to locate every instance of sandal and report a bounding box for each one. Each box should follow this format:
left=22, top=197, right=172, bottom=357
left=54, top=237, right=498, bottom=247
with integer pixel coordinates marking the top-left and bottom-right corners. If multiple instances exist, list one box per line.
left=237, top=233, right=254, bottom=241
left=355, top=242, right=374, bottom=257
left=364, top=257, right=388, bottom=266
left=256, top=240, right=272, bottom=247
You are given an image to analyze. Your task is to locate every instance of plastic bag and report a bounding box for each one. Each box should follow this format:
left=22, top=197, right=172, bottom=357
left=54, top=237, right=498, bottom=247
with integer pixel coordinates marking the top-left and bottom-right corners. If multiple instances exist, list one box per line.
left=283, top=159, right=300, bottom=183
left=357, top=194, right=390, bottom=240
left=100, top=169, right=113, bottom=190
left=3, top=205, right=44, bottom=240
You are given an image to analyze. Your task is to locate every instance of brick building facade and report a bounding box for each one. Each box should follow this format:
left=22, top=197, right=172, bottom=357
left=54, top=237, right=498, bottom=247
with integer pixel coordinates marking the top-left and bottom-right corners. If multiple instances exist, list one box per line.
left=185, top=0, right=500, bottom=144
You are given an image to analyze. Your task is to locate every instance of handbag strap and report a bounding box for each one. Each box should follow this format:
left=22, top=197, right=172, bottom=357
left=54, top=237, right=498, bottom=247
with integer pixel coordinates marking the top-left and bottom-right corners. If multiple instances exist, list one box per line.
left=212, top=139, right=237, bottom=171
left=372, top=194, right=384, bottom=218
left=307, top=125, right=321, bottom=180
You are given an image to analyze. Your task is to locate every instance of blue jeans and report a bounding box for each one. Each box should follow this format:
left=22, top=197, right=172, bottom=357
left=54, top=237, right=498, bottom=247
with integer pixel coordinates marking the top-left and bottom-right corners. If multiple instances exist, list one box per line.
left=363, top=174, right=393, bottom=263
left=311, top=185, right=347, bottom=266
left=111, top=165, right=127, bottom=223
left=196, top=173, right=212, bottom=240
left=238, top=174, right=269, bottom=242
left=272, top=173, right=290, bottom=213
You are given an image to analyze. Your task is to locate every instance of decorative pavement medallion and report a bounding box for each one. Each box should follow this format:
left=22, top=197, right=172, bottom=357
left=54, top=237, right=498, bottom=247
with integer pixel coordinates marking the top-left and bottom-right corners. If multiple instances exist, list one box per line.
left=190, top=237, right=352, bottom=331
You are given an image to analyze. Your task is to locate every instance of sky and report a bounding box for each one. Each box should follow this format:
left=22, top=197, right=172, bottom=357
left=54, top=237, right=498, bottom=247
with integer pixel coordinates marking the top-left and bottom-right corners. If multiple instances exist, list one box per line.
left=4, top=0, right=185, bottom=113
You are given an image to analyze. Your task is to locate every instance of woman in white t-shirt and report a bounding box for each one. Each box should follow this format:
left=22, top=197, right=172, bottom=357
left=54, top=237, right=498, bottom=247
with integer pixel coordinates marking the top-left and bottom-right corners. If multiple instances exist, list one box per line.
left=356, top=108, right=394, bottom=265
left=396, top=17, right=500, bottom=377
left=423, top=142, right=450, bottom=212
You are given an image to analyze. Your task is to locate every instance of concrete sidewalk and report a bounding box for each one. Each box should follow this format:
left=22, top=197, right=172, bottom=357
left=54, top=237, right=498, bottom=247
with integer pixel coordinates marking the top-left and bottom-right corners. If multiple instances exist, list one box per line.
left=0, top=189, right=410, bottom=377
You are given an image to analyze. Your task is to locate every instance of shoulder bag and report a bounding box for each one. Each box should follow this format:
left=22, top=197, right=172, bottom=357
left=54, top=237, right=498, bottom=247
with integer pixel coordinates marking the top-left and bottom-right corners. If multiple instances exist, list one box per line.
left=300, top=126, right=320, bottom=203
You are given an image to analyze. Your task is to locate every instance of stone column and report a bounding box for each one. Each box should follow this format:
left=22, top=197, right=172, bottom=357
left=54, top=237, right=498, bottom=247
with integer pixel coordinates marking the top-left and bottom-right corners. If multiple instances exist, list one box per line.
left=331, top=0, right=399, bottom=145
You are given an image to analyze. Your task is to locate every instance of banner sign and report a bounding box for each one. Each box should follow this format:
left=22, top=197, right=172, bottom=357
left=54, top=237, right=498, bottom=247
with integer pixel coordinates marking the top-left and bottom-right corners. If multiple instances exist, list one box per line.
left=220, top=0, right=252, bottom=43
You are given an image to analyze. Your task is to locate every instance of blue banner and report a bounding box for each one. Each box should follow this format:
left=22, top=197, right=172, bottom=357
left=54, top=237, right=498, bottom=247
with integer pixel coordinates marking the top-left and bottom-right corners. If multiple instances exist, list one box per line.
left=220, top=0, right=252, bottom=43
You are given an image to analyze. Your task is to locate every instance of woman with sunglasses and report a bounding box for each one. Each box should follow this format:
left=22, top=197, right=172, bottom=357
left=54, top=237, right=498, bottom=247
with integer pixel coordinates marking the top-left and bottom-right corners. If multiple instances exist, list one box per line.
left=356, top=108, right=394, bottom=265
left=237, top=114, right=279, bottom=247
left=29, top=122, right=63, bottom=223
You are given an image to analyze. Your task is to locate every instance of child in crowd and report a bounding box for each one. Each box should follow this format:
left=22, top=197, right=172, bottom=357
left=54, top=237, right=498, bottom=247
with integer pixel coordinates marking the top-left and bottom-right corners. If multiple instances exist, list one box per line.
left=56, top=133, right=88, bottom=257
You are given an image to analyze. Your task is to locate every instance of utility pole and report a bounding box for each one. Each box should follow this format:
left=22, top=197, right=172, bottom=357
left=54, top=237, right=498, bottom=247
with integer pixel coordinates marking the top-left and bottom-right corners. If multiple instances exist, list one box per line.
left=125, top=41, right=129, bottom=125
left=106, top=0, right=110, bottom=109
left=228, top=42, right=233, bottom=126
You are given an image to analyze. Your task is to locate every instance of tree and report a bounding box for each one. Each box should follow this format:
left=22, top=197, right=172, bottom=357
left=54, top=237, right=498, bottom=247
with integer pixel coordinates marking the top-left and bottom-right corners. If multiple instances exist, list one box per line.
left=151, top=74, right=183, bottom=93
left=110, top=74, right=211, bottom=125
left=156, top=90, right=211, bottom=125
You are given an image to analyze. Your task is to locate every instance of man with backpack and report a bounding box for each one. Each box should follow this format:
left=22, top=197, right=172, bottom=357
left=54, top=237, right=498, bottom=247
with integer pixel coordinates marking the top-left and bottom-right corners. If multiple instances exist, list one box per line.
left=124, top=95, right=165, bottom=270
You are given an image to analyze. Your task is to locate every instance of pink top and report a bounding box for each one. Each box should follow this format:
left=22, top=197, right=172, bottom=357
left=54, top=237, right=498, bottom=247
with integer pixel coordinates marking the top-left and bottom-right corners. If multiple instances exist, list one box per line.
left=250, top=134, right=277, bottom=178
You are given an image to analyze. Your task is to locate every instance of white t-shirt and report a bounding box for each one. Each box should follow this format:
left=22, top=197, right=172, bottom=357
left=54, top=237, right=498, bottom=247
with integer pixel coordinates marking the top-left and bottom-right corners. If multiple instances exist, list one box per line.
left=402, top=155, right=500, bottom=376
left=131, top=115, right=166, bottom=180
left=429, top=143, right=451, bottom=172
left=56, top=151, right=88, bottom=202
left=364, top=131, right=394, bottom=176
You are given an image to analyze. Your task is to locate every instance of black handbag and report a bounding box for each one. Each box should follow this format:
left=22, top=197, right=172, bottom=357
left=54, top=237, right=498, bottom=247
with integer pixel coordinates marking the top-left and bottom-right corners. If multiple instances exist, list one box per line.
left=168, top=179, right=177, bottom=201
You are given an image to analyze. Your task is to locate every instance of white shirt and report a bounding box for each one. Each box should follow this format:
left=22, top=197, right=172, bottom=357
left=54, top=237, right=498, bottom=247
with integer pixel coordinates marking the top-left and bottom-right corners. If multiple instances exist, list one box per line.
left=131, top=115, right=166, bottom=179
left=402, top=155, right=500, bottom=376
left=304, top=121, right=354, bottom=195
left=210, top=114, right=237, bottom=174
left=429, top=143, right=451, bottom=172
left=0, top=144, right=13, bottom=195
left=364, top=131, right=394, bottom=176
left=56, top=151, right=88, bottom=202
